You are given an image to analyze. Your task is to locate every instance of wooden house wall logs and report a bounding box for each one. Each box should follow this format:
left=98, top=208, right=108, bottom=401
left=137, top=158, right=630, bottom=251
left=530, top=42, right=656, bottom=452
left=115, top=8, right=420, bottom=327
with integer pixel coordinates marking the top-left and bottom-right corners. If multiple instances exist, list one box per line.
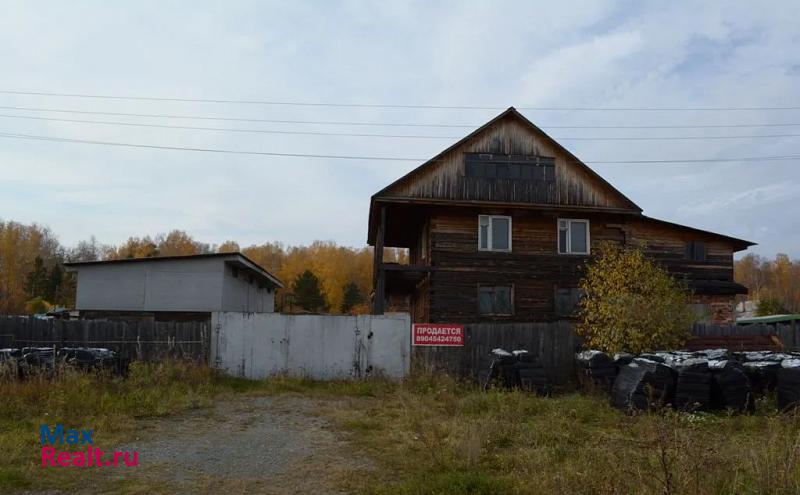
left=368, top=107, right=754, bottom=324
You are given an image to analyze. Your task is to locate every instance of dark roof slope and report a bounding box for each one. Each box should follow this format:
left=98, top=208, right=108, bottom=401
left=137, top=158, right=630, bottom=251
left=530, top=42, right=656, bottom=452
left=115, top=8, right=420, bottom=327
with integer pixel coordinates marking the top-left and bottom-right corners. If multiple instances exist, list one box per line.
left=64, top=252, right=283, bottom=288
left=641, top=215, right=756, bottom=252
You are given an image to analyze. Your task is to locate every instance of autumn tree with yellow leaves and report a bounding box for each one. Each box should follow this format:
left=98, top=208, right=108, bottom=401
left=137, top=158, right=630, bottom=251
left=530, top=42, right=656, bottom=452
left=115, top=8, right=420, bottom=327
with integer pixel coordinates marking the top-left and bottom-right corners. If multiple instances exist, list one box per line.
left=578, top=242, right=695, bottom=355
left=240, top=240, right=405, bottom=314
left=0, top=220, right=405, bottom=316
left=735, top=253, right=800, bottom=313
left=0, top=221, right=68, bottom=314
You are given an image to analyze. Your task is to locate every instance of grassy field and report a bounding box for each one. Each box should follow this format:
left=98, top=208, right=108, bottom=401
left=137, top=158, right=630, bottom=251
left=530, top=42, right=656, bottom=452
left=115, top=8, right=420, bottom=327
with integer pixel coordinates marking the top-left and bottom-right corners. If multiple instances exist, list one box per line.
left=0, top=361, right=229, bottom=492
left=0, top=361, right=384, bottom=493
left=330, top=376, right=800, bottom=494
left=2, top=363, right=800, bottom=494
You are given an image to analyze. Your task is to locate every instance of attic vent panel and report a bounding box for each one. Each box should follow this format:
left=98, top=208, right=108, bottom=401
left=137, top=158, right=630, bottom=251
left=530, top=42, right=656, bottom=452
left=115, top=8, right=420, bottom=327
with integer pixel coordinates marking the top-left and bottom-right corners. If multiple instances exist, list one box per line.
left=465, top=153, right=555, bottom=183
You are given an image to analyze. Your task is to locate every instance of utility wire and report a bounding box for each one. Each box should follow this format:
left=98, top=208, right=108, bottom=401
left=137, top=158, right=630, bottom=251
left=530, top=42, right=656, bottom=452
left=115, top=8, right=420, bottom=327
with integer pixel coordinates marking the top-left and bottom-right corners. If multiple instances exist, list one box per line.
left=1, top=89, right=799, bottom=111
left=3, top=113, right=800, bottom=141
left=0, top=114, right=458, bottom=140
left=2, top=105, right=800, bottom=130
left=0, top=130, right=798, bottom=164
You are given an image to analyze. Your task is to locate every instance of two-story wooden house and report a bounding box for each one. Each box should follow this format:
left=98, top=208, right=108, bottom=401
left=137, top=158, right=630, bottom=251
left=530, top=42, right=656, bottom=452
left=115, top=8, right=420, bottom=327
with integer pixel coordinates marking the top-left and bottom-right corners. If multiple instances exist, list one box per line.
left=367, top=107, right=753, bottom=324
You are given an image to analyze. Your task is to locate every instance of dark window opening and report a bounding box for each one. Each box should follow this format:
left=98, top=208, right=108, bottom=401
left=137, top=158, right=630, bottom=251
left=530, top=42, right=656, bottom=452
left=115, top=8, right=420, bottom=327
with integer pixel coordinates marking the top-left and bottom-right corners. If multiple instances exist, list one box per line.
left=478, top=285, right=514, bottom=315
left=465, top=153, right=555, bottom=182
left=555, top=287, right=584, bottom=318
left=686, top=241, right=707, bottom=262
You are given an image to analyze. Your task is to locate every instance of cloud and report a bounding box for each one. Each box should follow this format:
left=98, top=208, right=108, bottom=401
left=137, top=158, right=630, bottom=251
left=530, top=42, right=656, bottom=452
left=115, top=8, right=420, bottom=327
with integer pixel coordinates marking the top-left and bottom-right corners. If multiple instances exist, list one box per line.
left=0, top=0, right=797, bottom=258
left=518, top=30, right=644, bottom=105
left=679, top=183, right=800, bottom=216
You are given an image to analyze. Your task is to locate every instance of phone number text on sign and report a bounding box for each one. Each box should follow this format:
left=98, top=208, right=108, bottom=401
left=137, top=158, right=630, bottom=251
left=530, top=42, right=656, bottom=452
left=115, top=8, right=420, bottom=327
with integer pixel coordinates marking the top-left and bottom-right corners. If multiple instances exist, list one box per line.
left=412, top=324, right=464, bottom=346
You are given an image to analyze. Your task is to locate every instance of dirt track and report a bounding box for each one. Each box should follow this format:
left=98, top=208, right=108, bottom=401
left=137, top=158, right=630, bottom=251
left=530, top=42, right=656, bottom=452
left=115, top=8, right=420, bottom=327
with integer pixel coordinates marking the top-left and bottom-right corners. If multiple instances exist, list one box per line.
left=110, top=396, right=369, bottom=494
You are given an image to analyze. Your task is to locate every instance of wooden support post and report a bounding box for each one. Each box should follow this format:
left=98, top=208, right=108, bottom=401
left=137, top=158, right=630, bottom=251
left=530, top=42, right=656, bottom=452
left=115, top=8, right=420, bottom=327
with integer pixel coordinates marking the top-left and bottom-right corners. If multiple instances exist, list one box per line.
left=373, top=206, right=386, bottom=315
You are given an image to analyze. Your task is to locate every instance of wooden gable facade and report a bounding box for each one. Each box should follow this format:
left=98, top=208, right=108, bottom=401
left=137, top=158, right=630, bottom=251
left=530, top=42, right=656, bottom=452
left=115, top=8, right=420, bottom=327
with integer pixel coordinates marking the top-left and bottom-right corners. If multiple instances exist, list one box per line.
left=368, top=107, right=754, bottom=324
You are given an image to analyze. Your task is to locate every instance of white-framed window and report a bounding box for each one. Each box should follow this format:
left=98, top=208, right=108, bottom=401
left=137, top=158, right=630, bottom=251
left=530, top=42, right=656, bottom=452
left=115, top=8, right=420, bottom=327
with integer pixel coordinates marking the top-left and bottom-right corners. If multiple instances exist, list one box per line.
left=558, top=219, right=590, bottom=255
left=478, top=215, right=512, bottom=252
left=478, top=285, right=514, bottom=315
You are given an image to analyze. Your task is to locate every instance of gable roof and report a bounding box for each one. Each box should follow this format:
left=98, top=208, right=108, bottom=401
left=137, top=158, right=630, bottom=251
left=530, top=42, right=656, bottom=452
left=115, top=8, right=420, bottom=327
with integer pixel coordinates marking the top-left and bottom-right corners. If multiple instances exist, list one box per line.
left=366, top=107, right=756, bottom=251
left=372, top=106, right=642, bottom=211
left=63, top=252, right=283, bottom=288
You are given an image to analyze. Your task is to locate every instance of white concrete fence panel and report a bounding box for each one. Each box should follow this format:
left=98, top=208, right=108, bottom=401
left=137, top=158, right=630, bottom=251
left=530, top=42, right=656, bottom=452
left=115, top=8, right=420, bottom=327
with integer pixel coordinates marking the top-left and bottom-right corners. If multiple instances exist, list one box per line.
left=210, top=312, right=410, bottom=380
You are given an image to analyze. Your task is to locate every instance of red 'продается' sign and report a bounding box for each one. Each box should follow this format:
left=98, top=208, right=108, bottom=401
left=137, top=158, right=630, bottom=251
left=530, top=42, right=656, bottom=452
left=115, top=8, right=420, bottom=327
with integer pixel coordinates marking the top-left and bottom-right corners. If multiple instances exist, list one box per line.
left=412, top=324, right=464, bottom=346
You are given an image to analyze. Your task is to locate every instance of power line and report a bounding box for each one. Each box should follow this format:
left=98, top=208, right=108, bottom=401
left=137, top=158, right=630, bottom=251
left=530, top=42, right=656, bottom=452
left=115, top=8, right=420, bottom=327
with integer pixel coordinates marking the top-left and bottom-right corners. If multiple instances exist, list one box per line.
left=0, top=104, right=473, bottom=127
left=0, top=114, right=458, bottom=140
left=2, top=89, right=799, bottom=111
left=3, top=104, right=800, bottom=130
left=3, top=113, right=800, bottom=141
left=0, top=130, right=798, bottom=164
left=0, top=131, right=418, bottom=161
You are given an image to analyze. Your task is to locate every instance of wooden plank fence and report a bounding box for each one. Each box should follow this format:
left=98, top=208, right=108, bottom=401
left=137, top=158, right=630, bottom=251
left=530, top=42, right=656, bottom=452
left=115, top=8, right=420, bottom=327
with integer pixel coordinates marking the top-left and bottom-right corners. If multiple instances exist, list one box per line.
left=412, top=321, right=580, bottom=385
left=692, top=323, right=800, bottom=350
left=412, top=321, right=800, bottom=386
left=2, top=316, right=792, bottom=378
left=0, top=316, right=209, bottom=362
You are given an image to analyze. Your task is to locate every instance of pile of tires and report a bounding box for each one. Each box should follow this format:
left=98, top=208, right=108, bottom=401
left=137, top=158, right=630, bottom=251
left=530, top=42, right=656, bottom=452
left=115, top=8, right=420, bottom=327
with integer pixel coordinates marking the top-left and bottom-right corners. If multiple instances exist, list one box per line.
left=710, top=361, right=751, bottom=412
left=578, top=348, right=800, bottom=413
left=611, top=358, right=675, bottom=410
left=777, top=359, right=800, bottom=411
left=515, top=353, right=549, bottom=395
left=673, top=359, right=713, bottom=411
left=576, top=350, right=617, bottom=391
left=0, top=347, right=122, bottom=377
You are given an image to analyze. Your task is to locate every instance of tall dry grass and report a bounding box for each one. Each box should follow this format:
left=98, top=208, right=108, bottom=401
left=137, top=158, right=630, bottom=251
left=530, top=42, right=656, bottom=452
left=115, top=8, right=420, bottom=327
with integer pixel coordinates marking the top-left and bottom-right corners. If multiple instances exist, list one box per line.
left=0, top=360, right=229, bottom=491
left=0, top=360, right=398, bottom=492
left=3, top=364, right=799, bottom=494
left=331, top=373, right=800, bottom=495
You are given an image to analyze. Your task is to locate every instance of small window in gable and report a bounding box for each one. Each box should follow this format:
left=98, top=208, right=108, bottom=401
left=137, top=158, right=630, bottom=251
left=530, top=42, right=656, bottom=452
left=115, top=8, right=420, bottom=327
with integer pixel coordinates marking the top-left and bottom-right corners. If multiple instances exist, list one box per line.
left=465, top=154, right=555, bottom=182
left=478, top=215, right=512, bottom=252
left=686, top=241, right=707, bottom=262
left=558, top=219, right=590, bottom=255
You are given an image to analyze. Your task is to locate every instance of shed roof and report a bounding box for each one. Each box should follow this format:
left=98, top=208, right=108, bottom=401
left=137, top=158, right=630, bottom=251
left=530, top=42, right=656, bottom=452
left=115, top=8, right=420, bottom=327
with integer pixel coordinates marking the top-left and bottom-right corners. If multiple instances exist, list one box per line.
left=63, top=252, right=283, bottom=289
left=736, top=314, right=800, bottom=325
left=639, top=215, right=756, bottom=252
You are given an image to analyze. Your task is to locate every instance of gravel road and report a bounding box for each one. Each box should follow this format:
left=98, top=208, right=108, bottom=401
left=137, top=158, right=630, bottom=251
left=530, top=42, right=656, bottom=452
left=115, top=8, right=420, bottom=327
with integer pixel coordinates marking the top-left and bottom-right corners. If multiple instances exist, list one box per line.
left=110, top=395, right=370, bottom=494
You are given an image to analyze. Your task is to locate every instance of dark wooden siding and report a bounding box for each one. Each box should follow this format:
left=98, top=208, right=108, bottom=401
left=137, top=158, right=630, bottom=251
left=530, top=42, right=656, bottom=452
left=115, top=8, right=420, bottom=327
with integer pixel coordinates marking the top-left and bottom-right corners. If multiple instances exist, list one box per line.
left=412, top=321, right=579, bottom=384
left=413, top=207, right=738, bottom=323
left=628, top=219, right=736, bottom=283
left=426, top=208, right=620, bottom=322
left=381, top=117, right=636, bottom=210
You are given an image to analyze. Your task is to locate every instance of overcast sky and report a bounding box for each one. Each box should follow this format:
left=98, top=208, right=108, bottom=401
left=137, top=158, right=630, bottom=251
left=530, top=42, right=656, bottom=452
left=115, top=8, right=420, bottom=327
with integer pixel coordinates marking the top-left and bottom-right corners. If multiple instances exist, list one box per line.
left=1, top=1, right=798, bottom=257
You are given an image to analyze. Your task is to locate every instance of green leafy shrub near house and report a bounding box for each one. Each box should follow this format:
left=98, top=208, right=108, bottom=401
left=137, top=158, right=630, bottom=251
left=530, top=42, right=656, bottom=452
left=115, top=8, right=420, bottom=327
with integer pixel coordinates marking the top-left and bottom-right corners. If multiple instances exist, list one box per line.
left=577, top=242, right=695, bottom=354
left=756, top=297, right=789, bottom=316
